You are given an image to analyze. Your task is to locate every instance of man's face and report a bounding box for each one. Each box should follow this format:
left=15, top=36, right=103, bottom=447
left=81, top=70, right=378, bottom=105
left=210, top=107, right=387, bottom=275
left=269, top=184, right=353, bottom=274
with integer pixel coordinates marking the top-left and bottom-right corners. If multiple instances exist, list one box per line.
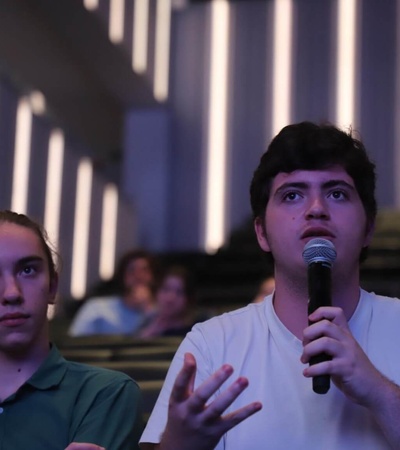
left=0, top=222, right=57, bottom=354
left=157, top=275, right=187, bottom=318
left=254, top=167, right=374, bottom=278
left=123, top=257, right=153, bottom=289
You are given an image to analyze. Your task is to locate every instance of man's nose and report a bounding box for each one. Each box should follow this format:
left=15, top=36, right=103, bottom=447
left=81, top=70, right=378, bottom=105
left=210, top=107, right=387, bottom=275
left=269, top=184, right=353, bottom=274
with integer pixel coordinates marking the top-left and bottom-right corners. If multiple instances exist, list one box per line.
left=1, top=275, right=23, bottom=304
left=305, top=195, right=329, bottom=219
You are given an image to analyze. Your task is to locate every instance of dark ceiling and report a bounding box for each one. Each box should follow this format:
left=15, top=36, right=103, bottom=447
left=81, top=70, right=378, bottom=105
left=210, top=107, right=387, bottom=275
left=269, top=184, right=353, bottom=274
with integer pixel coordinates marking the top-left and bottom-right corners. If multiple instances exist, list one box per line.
left=0, top=0, right=156, bottom=166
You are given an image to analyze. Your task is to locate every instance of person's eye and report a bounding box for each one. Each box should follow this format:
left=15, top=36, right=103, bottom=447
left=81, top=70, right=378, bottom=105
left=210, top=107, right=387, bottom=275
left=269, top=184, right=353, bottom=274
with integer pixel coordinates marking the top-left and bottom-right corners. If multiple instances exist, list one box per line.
left=283, top=191, right=300, bottom=201
left=330, top=190, right=348, bottom=200
left=20, top=266, right=36, bottom=276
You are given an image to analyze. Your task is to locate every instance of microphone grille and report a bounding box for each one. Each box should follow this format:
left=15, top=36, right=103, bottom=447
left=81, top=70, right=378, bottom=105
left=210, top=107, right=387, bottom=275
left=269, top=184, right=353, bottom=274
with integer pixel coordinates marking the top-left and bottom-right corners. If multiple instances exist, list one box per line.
left=302, top=238, right=337, bottom=267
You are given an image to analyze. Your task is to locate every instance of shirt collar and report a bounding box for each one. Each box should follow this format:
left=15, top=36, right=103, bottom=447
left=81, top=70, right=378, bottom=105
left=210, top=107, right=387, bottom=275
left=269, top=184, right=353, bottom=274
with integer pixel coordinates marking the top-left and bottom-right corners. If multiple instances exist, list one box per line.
left=27, top=344, right=68, bottom=390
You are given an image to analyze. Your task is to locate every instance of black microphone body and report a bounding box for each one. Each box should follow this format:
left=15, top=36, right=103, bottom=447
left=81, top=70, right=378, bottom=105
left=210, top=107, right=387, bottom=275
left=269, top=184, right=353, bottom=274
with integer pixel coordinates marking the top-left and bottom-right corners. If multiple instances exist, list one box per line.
left=302, top=238, right=337, bottom=395
left=307, top=261, right=332, bottom=394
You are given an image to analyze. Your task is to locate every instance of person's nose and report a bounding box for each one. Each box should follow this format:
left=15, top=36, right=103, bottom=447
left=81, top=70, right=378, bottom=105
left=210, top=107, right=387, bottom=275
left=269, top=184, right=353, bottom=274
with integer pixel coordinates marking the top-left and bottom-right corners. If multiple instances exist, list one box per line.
left=1, top=275, right=23, bottom=305
left=305, top=194, right=330, bottom=220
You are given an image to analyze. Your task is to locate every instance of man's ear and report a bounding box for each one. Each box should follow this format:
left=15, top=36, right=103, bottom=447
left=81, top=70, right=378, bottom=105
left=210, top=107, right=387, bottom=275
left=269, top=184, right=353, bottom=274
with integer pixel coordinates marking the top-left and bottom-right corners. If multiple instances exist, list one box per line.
left=254, top=217, right=271, bottom=252
left=48, top=273, right=59, bottom=305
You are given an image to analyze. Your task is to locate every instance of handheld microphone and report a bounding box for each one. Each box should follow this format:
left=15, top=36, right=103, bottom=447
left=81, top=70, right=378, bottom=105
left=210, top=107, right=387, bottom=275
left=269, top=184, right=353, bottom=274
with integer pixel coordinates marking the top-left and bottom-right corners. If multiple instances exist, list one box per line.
left=302, top=238, right=337, bottom=394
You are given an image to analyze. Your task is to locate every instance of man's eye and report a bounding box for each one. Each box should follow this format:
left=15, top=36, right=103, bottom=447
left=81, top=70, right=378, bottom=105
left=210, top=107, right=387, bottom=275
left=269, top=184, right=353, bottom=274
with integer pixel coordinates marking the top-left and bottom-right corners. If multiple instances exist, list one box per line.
left=21, top=266, right=35, bottom=275
left=331, top=190, right=347, bottom=200
left=283, top=192, right=299, bottom=201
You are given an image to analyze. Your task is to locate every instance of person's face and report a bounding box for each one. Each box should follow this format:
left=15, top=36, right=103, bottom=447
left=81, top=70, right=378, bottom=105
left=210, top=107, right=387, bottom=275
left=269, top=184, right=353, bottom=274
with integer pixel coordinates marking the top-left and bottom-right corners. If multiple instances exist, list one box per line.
left=0, top=222, right=57, bottom=354
left=156, top=275, right=187, bottom=318
left=124, top=284, right=153, bottom=311
left=123, top=257, right=153, bottom=289
left=254, top=167, right=374, bottom=278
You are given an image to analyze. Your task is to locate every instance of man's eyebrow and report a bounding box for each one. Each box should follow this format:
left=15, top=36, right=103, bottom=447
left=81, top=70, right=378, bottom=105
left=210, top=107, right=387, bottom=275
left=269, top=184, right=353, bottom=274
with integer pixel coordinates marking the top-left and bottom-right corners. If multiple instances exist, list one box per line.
left=322, top=179, right=356, bottom=190
left=17, top=256, right=44, bottom=265
left=274, top=181, right=308, bottom=194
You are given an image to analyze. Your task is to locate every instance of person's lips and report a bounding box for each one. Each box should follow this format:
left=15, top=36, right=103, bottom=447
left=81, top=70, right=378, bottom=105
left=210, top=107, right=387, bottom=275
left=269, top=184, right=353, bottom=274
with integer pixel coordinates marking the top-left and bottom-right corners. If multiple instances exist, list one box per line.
left=301, top=227, right=335, bottom=240
left=0, top=312, right=30, bottom=327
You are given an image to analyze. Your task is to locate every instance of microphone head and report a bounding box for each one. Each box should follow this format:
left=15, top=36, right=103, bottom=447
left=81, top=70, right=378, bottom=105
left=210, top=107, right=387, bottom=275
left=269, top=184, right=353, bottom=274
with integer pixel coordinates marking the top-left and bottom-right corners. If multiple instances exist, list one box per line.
left=302, top=238, right=337, bottom=267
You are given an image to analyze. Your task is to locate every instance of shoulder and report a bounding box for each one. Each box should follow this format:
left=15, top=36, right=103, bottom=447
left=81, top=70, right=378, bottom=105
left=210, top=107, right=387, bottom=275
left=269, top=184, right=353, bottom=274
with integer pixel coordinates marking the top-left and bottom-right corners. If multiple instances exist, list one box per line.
left=359, top=289, right=400, bottom=333
left=63, top=359, right=140, bottom=393
left=58, top=360, right=142, bottom=447
left=362, top=289, right=400, bottom=312
left=83, top=296, right=121, bottom=308
left=61, top=360, right=141, bottom=410
left=187, top=301, right=268, bottom=352
left=65, top=359, right=136, bottom=381
left=166, top=301, right=270, bottom=382
left=359, top=290, right=400, bottom=380
left=75, top=296, right=122, bottom=316
left=194, top=301, right=266, bottom=331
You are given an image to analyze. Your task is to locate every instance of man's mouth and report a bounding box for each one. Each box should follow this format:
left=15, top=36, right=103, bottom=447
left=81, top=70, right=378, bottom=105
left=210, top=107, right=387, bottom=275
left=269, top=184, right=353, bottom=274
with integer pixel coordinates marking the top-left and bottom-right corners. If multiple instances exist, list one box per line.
left=301, top=228, right=335, bottom=239
left=0, top=313, right=30, bottom=327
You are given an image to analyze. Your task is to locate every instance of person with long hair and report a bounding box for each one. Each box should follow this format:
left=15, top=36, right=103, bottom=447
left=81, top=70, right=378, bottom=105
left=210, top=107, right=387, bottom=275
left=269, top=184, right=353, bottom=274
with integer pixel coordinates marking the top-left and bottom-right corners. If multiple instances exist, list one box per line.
left=69, top=249, right=157, bottom=336
left=0, top=210, right=142, bottom=449
left=139, top=265, right=197, bottom=338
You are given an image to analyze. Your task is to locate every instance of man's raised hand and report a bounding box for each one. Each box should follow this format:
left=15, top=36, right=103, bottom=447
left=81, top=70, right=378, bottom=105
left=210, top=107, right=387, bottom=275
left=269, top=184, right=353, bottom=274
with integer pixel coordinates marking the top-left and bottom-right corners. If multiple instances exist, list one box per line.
left=160, top=352, right=262, bottom=450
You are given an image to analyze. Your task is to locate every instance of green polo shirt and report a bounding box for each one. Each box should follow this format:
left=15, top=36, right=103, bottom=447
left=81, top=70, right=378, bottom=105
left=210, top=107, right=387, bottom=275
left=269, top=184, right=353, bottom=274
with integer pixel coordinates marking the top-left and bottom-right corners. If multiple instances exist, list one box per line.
left=0, top=345, right=142, bottom=449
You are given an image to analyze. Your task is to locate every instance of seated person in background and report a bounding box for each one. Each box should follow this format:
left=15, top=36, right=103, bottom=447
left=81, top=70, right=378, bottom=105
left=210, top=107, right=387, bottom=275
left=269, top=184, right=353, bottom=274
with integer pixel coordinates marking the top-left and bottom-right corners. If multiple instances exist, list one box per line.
left=252, top=275, right=275, bottom=303
left=0, top=210, right=142, bottom=449
left=69, top=249, right=157, bottom=336
left=138, top=266, right=197, bottom=338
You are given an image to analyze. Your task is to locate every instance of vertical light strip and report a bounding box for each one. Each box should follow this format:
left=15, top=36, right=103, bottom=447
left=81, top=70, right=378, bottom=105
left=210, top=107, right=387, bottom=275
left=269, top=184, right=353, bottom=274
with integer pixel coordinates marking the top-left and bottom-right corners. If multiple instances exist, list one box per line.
left=336, top=0, right=357, bottom=127
left=154, top=0, right=172, bottom=101
left=44, top=129, right=64, bottom=248
left=204, top=0, right=230, bottom=253
left=99, top=183, right=118, bottom=280
left=83, top=0, right=99, bottom=11
left=132, top=0, right=149, bottom=73
left=11, top=98, right=32, bottom=213
left=29, top=90, right=46, bottom=116
left=272, top=0, right=293, bottom=136
left=109, top=0, right=125, bottom=44
left=71, top=158, right=93, bottom=299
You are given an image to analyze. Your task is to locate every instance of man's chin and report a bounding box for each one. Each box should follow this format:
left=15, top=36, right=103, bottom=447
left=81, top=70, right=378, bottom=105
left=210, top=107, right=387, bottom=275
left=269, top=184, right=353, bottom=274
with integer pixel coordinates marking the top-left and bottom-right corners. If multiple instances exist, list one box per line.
left=0, top=333, right=33, bottom=355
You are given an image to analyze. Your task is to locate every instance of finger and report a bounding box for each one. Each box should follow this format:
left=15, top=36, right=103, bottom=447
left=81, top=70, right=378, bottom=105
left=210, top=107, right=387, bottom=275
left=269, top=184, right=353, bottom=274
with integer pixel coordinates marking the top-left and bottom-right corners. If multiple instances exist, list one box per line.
left=186, top=353, right=196, bottom=393
left=202, top=376, right=250, bottom=421
left=303, top=359, right=333, bottom=378
left=308, top=306, right=346, bottom=325
left=187, top=364, right=234, bottom=412
left=220, top=401, right=263, bottom=433
left=303, top=319, right=343, bottom=345
left=170, top=352, right=197, bottom=403
left=301, top=335, right=342, bottom=364
left=302, top=335, right=332, bottom=363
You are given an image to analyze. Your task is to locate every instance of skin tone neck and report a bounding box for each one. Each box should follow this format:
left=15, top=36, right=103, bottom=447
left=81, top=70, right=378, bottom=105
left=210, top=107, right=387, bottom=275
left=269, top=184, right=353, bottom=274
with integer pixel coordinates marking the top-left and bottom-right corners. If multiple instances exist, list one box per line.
left=0, top=334, right=50, bottom=401
left=272, top=264, right=362, bottom=340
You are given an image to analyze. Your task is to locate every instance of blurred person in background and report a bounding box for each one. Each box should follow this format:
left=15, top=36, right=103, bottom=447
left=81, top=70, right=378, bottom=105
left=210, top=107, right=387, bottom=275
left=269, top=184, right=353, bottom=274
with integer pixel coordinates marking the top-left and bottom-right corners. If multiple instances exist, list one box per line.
left=69, top=250, right=157, bottom=336
left=138, top=265, right=198, bottom=338
left=0, top=210, right=141, bottom=449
